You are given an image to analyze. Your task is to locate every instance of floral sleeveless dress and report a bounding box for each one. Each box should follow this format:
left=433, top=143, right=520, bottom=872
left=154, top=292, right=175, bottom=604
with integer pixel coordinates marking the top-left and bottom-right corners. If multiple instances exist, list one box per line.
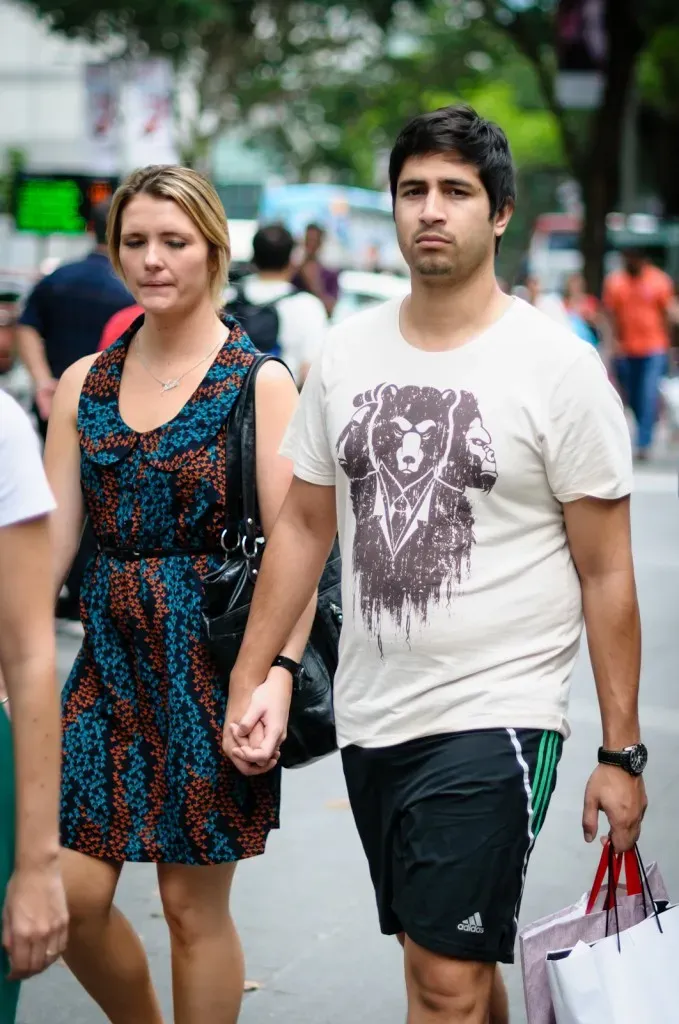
left=60, top=317, right=280, bottom=865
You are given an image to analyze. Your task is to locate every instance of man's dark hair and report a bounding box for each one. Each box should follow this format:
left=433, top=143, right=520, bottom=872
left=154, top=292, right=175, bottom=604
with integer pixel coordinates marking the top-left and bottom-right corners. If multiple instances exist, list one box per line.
left=389, top=105, right=516, bottom=247
left=252, top=223, right=295, bottom=271
left=91, top=201, right=111, bottom=246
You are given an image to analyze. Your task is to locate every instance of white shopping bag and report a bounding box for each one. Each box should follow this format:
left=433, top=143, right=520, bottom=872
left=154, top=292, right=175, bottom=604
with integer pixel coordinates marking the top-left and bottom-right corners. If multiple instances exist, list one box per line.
left=546, top=904, right=679, bottom=1023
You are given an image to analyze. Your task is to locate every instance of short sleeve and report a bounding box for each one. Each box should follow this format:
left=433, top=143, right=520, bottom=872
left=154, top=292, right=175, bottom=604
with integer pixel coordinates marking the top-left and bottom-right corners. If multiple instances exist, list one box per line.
left=657, top=272, right=674, bottom=310
left=17, top=277, right=49, bottom=335
left=0, top=393, right=56, bottom=527
left=279, top=354, right=336, bottom=486
left=602, top=276, right=618, bottom=313
left=543, top=347, right=633, bottom=503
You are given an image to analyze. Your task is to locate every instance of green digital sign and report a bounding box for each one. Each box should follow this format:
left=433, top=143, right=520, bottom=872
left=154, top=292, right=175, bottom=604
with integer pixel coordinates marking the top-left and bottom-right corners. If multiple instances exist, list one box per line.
left=12, top=174, right=118, bottom=235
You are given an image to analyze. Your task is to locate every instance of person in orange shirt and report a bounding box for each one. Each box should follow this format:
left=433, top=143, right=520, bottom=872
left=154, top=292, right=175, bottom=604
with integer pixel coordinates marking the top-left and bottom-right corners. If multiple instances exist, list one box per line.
left=603, top=249, right=678, bottom=460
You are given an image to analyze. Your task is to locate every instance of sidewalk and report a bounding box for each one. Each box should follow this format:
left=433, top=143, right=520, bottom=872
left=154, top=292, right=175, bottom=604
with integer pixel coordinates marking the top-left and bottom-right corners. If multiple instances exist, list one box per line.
left=20, top=477, right=679, bottom=1023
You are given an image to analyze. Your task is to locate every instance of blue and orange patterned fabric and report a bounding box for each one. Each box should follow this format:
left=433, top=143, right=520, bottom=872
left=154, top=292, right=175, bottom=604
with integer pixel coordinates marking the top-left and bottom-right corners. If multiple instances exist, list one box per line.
left=60, top=316, right=281, bottom=864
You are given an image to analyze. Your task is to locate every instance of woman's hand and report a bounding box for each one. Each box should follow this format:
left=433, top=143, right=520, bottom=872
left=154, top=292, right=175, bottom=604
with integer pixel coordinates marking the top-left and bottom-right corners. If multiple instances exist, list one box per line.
left=2, top=858, right=68, bottom=980
left=223, top=668, right=293, bottom=776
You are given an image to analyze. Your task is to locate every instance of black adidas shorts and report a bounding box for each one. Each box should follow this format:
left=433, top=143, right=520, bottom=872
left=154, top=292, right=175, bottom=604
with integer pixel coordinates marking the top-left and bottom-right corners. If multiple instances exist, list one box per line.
left=342, top=728, right=562, bottom=964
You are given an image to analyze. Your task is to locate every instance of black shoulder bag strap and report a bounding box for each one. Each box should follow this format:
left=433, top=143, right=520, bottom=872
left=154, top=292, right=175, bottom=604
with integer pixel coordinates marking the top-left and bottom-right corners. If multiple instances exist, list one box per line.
left=224, top=354, right=294, bottom=558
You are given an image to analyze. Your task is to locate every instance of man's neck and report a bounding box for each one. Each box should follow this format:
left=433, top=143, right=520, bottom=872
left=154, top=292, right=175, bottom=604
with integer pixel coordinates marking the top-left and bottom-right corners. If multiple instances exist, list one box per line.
left=255, top=270, right=291, bottom=284
left=93, top=244, right=109, bottom=256
left=403, top=264, right=511, bottom=352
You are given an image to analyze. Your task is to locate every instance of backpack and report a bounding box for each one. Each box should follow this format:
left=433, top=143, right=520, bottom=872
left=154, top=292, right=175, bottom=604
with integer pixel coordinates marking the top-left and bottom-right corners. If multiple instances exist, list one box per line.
left=227, top=285, right=297, bottom=355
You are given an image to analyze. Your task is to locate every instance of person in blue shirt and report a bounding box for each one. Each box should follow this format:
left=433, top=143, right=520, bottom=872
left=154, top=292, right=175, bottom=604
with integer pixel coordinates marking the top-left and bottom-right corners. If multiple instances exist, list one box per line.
left=16, top=202, right=134, bottom=625
left=17, top=201, right=134, bottom=441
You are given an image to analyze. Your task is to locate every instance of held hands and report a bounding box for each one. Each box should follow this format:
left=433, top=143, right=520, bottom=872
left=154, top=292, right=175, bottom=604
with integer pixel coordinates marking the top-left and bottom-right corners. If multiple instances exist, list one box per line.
left=582, top=764, right=647, bottom=853
left=2, top=859, right=68, bottom=981
left=222, top=668, right=293, bottom=777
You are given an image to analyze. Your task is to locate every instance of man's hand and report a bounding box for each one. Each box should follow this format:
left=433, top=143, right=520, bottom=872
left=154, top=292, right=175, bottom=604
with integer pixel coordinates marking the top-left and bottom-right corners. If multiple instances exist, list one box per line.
left=223, top=668, right=293, bottom=776
left=582, top=764, right=647, bottom=853
left=2, top=859, right=68, bottom=981
left=35, top=380, right=58, bottom=423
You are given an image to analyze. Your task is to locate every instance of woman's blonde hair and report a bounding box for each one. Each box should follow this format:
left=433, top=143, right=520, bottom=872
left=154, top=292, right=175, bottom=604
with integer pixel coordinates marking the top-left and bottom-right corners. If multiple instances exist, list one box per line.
left=107, top=165, right=230, bottom=308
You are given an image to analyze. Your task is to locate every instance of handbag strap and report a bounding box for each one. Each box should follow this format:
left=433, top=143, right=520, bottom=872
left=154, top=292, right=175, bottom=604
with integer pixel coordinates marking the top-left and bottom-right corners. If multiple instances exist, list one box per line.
left=223, top=354, right=294, bottom=548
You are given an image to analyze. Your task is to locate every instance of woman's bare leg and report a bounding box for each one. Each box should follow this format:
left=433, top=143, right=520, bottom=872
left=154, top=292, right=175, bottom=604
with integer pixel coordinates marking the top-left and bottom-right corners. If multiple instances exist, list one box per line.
left=61, top=848, right=164, bottom=1024
left=158, top=862, right=243, bottom=1024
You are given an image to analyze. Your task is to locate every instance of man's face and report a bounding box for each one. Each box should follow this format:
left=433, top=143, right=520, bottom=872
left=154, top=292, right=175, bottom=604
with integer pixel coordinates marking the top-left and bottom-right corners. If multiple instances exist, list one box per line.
left=393, top=152, right=512, bottom=284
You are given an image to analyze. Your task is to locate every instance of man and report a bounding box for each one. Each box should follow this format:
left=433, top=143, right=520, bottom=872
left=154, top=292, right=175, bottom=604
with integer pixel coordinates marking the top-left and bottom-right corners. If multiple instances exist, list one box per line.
left=16, top=201, right=133, bottom=624
left=224, top=105, right=646, bottom=1024
left=293, top=222, right=340, bottom=317
left=16, top=201, right=134, bottom=439
left=604, top=247, right=678, bottom=461
left=522, top=273, right=572, bottom=329
left=230, top=223, right=327, bottom=386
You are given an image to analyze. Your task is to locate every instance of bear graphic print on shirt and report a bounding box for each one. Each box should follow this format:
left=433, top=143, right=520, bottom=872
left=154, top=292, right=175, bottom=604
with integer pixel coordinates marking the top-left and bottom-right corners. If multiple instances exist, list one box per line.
left=336, top=383, right=497, bottom=647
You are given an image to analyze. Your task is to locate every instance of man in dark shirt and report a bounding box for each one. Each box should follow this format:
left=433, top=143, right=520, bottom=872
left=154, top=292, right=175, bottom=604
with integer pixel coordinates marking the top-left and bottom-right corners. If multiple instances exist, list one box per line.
left=17, top=201, right=133, bottom=438
left=16, top=201, right=133, bottom=625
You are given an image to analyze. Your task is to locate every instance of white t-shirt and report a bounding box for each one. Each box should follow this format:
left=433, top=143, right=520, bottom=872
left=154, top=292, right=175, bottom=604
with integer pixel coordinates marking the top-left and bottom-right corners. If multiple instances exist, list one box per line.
left=0, top=390, right=55, bottom=528
left=281, top=297, right=633, bottom=749
left=235, top=277, right=327, bottom=382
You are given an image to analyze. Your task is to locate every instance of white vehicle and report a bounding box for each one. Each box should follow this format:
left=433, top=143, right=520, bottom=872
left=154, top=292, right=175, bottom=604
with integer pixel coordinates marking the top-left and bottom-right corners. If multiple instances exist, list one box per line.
left=332, top=270, right=410, bottom=324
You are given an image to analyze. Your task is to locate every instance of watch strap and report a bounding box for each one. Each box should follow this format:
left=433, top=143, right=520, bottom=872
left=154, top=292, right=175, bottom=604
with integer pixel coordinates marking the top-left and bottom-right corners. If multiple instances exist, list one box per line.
left=272, top=655, right=302, bottom=678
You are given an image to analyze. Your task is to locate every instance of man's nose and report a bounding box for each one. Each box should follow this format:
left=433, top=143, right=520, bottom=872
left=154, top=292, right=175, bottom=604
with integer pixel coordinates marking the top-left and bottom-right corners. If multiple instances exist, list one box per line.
left=420, top=190, right=446, bottom=223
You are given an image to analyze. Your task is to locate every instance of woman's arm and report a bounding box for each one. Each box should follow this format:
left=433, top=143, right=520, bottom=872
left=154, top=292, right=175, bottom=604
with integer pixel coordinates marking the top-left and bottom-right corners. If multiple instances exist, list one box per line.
left=223, top=360, right=317, bottom=772
left=0, top=514, right=68, bottom=980
left=43, top=356, right=94, bottom=598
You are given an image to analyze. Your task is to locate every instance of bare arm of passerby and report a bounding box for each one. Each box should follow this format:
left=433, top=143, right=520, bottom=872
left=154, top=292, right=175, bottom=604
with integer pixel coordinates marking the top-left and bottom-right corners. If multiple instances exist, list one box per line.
left=0, top=398, right=68, bottom=980
left=16, top=325, right=57, bottom=421
left=43, top=356, right=95, bottom=595
left=222, top=363, right=323, bottom=774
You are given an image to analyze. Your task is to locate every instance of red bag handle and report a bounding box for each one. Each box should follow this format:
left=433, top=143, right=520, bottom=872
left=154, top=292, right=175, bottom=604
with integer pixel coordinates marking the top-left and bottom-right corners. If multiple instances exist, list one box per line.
left=585, top=838, right=643, bottom=914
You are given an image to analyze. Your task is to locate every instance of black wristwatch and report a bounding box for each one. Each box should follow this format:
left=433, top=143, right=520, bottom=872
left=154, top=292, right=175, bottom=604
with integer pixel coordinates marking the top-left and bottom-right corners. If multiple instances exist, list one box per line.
left=272, top=655, right=303, bottom=686
left=598, top=743, right=648, bottom=777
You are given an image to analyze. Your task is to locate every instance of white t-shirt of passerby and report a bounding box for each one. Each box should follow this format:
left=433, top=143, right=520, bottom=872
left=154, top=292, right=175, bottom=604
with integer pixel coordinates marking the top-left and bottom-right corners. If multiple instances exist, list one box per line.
left=281, top=297, right=633, bottom=750
left=236, top=277, right=327, bottom=382
left=0, top=390, right=55, bottom=528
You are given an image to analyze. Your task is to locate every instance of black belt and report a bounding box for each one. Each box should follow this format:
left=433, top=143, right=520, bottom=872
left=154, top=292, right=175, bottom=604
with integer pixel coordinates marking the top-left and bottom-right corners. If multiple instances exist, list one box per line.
left=98, top=546, right=221, bottom=561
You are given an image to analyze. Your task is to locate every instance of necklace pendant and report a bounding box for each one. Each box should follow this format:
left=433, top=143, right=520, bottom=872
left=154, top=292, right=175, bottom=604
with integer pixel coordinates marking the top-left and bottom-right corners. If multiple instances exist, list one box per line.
left=161, top=380, right=180, bottom=393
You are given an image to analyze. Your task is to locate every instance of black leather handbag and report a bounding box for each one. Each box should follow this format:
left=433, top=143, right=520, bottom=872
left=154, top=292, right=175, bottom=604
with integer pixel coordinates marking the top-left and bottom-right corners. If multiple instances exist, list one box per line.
left=201, top=355, right=341, bottom=769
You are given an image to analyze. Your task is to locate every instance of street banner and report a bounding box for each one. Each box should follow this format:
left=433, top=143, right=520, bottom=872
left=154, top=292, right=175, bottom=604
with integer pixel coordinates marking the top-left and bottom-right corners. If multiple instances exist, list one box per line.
left=123, top=58, right=179, bottom=169
left=555, top=0, right=607, bottom=110
left=84, top=62, right=120, bottom=174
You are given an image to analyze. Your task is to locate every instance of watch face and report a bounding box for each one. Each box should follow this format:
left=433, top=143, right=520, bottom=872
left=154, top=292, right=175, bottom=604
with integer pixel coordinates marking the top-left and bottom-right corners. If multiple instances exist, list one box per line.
left=628, top=744, right=648, bottom=775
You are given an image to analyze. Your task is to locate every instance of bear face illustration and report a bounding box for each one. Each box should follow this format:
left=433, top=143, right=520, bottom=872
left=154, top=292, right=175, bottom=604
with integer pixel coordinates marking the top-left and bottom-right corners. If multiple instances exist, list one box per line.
left=368, top=385, right=458, bottom=485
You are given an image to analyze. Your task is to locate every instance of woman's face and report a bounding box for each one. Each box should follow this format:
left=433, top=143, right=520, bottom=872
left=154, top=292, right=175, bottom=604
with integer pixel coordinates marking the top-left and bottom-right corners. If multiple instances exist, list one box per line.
left=118, top=194, right=213, bottom=316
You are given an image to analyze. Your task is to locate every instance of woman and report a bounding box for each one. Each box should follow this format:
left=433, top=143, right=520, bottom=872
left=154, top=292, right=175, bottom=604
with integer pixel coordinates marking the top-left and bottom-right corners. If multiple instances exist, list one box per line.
left=44, top=165, right=310, bottom=1023
left=0, top=390, right=68, bottom=1022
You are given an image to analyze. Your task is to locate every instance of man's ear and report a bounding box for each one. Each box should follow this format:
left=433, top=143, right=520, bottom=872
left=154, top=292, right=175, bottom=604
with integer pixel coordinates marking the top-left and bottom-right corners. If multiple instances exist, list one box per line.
left=494, top=200, right=514, bottom=243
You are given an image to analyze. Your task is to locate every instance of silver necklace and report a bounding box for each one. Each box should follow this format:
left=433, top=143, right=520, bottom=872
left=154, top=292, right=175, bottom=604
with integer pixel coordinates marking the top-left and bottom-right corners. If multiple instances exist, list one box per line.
left=135, top=337, right=224, bottom=394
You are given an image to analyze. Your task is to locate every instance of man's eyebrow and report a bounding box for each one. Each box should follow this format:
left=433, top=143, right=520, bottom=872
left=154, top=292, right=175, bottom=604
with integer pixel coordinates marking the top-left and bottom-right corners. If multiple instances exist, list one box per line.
left=398, top=177, right=476, bottom=190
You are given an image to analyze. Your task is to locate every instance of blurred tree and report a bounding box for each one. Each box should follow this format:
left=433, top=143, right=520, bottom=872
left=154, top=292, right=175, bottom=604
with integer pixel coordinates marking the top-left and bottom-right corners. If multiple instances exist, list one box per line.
left=475, top=0, right=679, bottom=292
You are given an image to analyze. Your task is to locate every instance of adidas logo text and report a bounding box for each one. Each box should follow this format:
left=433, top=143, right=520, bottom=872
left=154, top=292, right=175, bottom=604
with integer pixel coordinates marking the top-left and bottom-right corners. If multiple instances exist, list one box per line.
left=457, top=913, right=484, bottom=934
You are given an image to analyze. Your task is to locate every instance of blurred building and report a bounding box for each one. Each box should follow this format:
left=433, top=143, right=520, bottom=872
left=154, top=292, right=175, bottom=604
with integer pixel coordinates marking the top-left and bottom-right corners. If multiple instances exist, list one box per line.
left=0, top=0, right=106, bottom=171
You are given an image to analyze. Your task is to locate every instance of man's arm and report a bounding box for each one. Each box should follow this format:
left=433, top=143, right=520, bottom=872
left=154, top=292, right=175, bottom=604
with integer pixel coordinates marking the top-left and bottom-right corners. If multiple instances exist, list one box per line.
left=225, top=477, right=337, bottom=770
left=563, top=495, right=647, bottom=852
